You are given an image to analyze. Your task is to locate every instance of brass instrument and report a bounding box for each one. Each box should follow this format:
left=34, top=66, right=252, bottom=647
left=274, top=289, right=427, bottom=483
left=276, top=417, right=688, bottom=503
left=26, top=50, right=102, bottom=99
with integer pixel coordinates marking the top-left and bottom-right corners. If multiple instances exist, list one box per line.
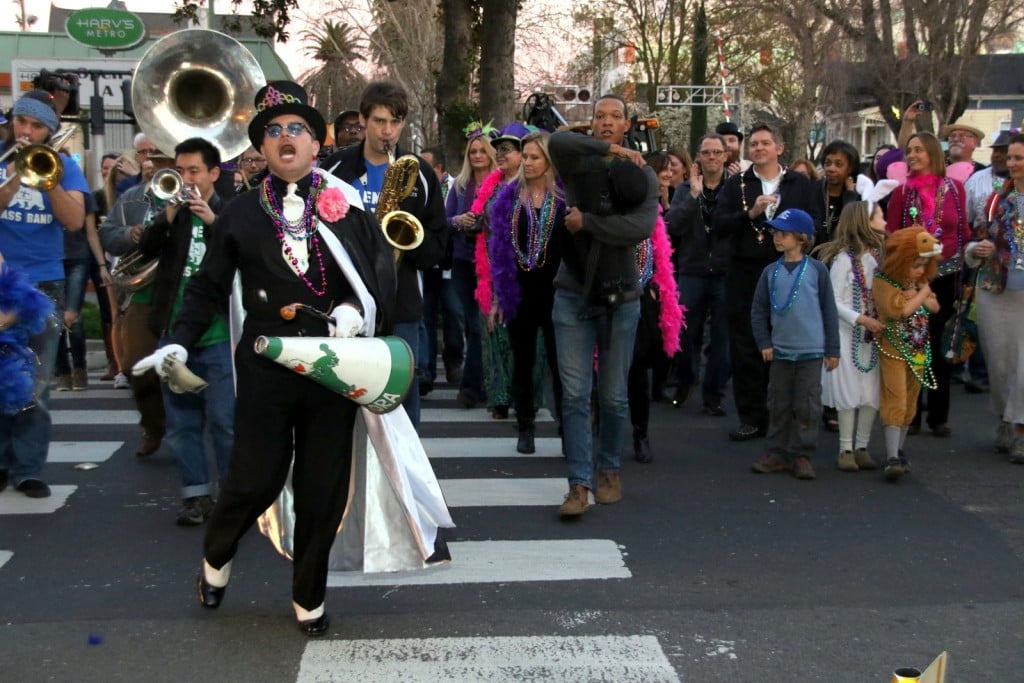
left=110, top=28, right=266, bottom=293
left=0, top=126, right=77, bottom=192
left=110, top=171, right=194, bottom=292
left=150, top=168, right=196, bottom=206
left=377, top=142, right=425, bottom=262
left=131, top=28, right=266, bottom=162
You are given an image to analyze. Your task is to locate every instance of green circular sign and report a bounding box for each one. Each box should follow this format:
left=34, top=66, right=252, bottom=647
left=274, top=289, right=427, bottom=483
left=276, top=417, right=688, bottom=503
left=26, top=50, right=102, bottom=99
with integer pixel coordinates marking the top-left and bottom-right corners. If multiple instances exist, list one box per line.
left=65, top=8, right=146, bottom=51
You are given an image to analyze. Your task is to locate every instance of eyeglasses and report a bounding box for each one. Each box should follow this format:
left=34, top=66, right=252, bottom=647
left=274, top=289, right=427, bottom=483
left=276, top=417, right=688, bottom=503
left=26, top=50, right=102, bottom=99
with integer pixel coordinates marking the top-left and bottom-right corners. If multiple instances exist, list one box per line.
left=240, top=156, right=266, bottom=165
left=495, top=143, right=517, bottom=155
left=699, top=149, right=725, bottom=156
left=136, top=148, right=158, bottom=156
left=947, top=132, right=976, bottom=142
left=341, top=125, right=364, bottom=134
left=265, top=122, right=312, bottom=138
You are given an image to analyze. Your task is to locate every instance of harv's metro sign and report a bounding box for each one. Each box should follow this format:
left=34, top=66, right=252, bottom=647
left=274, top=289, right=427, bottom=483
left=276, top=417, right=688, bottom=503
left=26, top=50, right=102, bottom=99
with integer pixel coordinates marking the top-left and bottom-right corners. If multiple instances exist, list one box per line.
left=65, top=7, right=146, bottom=51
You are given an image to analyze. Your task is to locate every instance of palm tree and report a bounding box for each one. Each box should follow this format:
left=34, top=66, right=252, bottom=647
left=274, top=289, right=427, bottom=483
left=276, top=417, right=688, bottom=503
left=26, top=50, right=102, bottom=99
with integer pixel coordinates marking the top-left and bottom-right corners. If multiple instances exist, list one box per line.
left=298, top=20, right=368, bottom=136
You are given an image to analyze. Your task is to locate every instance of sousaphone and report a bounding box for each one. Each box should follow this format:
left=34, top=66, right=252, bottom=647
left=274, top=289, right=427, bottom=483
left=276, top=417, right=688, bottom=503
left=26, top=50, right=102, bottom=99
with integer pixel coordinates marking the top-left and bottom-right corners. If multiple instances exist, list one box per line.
left=131, top=28, right=266, bottom=162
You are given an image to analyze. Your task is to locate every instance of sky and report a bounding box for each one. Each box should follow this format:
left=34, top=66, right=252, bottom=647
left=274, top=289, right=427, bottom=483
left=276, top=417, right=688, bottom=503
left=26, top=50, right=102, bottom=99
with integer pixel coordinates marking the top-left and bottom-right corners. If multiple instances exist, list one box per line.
left=3, top=1, right=582, bottom=85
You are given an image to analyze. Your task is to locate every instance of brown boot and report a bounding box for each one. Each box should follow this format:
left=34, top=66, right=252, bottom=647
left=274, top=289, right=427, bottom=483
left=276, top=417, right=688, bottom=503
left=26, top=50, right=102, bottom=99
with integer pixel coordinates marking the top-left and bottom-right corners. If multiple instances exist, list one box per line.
left=594, top=470, right=622, bottom=504
left=837, top=450, right=858, bottom=472
left=71, top=368, right=88, bottom=391
left=558, top=484, right=590, bottom=516
left=55, top=374, right=72, bottom=392
left=853, top=448, right=877, bottom=470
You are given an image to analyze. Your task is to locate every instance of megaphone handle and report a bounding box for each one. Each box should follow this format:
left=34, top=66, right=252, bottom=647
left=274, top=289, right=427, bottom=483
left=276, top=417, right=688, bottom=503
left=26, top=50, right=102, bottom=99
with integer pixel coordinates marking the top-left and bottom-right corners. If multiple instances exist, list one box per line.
left=280, top=303, right=334, bottom=326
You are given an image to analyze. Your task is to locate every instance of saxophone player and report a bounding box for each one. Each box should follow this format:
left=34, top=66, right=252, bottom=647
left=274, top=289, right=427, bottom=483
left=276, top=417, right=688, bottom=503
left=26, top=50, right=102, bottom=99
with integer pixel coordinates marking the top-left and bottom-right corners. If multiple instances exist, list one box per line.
left=320, top=81, right=448, bottom=428
left=99, top=151, right=176, bottom=459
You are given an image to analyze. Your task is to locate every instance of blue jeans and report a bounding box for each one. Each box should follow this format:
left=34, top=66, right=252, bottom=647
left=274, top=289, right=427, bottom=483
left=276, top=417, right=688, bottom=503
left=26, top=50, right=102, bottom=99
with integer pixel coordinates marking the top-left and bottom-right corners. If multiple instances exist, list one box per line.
left=450, top=259, right=484, bottom=401
left=421, top=268, right=465, bottom=383
left=159, top=340, right=235, bottom=499
left=392, top=320, right=421, bottom=428
left=677, top=274, right=731, bottom=402
left=57, top=259, right=89, bottom=374
left=552, top=289, right=640, bottom=489
left=0, top=280, right=63, bottom=485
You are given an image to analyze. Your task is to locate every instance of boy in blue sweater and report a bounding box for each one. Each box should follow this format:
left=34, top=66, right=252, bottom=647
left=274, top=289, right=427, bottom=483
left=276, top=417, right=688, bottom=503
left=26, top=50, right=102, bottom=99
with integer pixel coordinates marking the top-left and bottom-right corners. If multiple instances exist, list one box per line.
left=750, top=209, right=840, bottom=479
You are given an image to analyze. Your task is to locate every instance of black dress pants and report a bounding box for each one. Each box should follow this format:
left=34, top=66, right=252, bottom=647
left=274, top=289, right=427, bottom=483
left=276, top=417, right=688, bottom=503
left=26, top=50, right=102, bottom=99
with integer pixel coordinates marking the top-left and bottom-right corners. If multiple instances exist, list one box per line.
left=203, top=350, right=357, bottom=611
left=726, top=261, right=771, bottom=429
left=507, top=304, right=561, bottom=430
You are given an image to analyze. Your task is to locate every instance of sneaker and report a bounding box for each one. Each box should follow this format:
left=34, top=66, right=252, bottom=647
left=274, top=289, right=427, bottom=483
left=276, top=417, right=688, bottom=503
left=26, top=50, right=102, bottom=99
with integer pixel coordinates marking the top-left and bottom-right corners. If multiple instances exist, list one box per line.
left=729, top=424, right=766, bottom=441
left=55, top=374, right=72, bottom=392
left=100, top=364, right=118, bottom=382
left=884, top=457, right=905, bottom=481
left=15, top=479, right=51, bottom=498
left=898, top=451, right=912, bottom=474
left=837, top=450, right=858, bottom=472
left=176, top=495, right=215, bottom=526
left=113, top=373, right=130, bottom=389
left=792, top=457, right=816, bottom=480
left=71, top=368, right=88, bottom=391
left=1010, top=437, right=1024, bottom=465
left=594, top=471, right=622, bottom=504
left=853, top=448, right=878, bottom=470
left=558, top=484, right=590, bottom=516
left=995, top=422, right=1013, bottom=454
left=751, top=453, right=789, bottom=474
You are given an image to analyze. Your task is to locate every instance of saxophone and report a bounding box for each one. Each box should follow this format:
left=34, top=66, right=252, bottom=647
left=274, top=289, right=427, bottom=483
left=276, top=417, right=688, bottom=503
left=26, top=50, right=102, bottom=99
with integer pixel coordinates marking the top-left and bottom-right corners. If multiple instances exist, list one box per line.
left=377, top=142, right=424, bottom=262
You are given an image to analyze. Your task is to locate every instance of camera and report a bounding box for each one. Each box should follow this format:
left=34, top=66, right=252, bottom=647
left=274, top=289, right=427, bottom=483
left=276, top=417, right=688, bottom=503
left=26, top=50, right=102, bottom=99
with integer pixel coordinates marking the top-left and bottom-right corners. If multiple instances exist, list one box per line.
left=916, top=101, right=933, bottom=112
left=33, top=69, right=80, bottom=116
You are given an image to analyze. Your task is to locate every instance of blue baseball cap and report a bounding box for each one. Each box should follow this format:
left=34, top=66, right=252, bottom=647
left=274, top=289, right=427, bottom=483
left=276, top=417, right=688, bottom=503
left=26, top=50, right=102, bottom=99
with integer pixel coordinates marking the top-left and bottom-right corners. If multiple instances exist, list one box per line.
left=766, top=208, right=815, bottom=237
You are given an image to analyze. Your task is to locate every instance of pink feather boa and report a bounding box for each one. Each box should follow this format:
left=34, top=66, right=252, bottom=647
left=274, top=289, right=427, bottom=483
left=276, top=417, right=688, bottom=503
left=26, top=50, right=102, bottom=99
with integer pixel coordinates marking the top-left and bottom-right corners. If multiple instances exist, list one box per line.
left=472, top=169, right=506, bottom=313
left=651, top=210, right=684, bottom=356
left=904, top=173, right=942, bottom=225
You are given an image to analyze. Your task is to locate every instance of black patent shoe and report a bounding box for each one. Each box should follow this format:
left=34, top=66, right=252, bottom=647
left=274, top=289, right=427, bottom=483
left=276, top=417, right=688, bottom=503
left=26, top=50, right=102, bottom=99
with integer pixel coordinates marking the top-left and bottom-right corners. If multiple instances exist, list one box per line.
left=196, top=573, right=225, bottom=609
left=298, top=613, right=331, bottom=637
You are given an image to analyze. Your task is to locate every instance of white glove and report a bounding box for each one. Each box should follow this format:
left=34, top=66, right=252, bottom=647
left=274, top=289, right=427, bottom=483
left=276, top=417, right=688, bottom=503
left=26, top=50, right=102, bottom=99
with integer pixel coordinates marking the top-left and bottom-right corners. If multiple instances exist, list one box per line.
left=132, top=344, right=188, bottom=378
left=330, top=305, right=363, bottom=338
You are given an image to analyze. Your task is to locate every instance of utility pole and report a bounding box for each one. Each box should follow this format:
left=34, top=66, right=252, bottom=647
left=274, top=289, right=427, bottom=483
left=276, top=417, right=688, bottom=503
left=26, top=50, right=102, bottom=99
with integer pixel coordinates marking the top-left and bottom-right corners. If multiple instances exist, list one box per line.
left=13, top=0, right=38, bottom=30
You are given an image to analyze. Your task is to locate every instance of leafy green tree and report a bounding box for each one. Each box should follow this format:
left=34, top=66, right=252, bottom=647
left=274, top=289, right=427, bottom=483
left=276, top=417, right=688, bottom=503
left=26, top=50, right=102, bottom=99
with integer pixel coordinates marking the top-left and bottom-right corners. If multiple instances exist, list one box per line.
left=298, top=20, right=368, bottom=128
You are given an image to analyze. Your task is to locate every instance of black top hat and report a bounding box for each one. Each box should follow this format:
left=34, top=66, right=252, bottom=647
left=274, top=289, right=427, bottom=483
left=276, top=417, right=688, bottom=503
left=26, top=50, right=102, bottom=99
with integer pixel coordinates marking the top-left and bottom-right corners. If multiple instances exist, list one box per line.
left=715, top=121, right=743, bottom=141
left=248, top=81, right=327, bottom=149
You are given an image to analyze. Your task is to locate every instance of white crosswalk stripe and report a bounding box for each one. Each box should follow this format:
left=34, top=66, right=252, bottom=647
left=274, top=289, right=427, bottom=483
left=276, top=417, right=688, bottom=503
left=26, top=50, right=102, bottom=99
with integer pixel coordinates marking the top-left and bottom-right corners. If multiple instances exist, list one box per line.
left=29, top=362, right=677, bottom=680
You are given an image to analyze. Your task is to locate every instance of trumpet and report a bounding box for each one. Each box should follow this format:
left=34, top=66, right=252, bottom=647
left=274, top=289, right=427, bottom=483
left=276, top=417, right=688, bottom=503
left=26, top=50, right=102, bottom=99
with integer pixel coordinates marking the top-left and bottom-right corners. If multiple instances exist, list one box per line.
left=377, top=142, right=424, bottom=262
left=0, top=126, right=77, bottom=192
left=149, top=168, right=196, bottom=206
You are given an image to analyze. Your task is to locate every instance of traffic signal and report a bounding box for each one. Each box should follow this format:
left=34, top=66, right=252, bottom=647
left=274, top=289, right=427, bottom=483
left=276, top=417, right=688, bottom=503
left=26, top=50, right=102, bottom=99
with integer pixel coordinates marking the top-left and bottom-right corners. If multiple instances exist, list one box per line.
left=121, top=78, right=134, bottom=119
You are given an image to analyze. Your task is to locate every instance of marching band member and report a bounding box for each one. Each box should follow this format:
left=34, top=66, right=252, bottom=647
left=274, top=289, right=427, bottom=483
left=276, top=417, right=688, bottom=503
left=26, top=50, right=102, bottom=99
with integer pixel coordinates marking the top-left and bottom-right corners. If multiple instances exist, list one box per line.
left=99, top=152, right=176, bottom=458
left=0, top=90, right=88, bottom=498
left=320, top=81, right=448, bottom=429
left=135, top=137, right=233, bottom=526
left=134, top=81, right=402, bottom=635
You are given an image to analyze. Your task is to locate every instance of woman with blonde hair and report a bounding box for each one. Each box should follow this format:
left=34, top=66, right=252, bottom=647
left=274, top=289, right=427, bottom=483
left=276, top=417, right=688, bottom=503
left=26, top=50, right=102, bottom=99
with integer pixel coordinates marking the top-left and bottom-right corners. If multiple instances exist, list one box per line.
left=446, top=126, right=498, bottom=409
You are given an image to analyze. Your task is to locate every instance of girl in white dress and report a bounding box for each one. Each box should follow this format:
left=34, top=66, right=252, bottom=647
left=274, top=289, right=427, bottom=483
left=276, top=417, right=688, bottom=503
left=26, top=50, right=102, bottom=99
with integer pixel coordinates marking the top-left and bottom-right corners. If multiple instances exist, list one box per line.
left=813, top=198, right=890, bottom=471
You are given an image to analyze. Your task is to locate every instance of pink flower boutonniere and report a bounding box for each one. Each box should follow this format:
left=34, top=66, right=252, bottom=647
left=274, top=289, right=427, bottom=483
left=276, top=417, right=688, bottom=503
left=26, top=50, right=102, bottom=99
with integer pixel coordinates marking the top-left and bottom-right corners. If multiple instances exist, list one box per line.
left=317, top=187, right=349, bottom=222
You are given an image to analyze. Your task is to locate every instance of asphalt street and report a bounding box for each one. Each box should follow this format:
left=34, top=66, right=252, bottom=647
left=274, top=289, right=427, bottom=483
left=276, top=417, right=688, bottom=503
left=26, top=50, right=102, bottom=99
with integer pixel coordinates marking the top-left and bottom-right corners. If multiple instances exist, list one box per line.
left=1, top=351, right=1022, bottom=682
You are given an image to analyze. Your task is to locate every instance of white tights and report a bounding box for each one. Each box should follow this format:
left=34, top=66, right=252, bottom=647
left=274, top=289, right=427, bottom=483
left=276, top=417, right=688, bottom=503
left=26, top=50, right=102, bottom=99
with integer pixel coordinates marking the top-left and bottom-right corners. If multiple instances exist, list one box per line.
left=837, top=406, right=878, bottom=453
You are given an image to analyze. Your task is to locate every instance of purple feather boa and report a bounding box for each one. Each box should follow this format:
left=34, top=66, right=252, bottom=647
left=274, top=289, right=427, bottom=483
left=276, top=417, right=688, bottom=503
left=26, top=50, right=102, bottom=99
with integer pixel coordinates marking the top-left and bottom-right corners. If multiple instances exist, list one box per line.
left=487, top=183, right=566, bottom=321
left=0, top=263, right=55, bottom=414
left=487, top=183, right=523, bottom=320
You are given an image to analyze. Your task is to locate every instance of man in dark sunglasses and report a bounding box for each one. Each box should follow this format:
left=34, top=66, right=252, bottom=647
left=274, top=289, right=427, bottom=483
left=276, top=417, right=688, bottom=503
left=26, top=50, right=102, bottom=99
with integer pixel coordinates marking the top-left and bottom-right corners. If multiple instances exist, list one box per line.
left=332, top=109, right=364, bottom=148
left=136, top=81, right=439, bottom=637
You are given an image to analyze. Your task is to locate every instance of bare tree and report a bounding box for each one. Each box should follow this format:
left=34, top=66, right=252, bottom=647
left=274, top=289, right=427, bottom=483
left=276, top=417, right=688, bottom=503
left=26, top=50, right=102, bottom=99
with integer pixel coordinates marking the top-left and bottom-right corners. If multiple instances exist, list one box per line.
left=815, top=0, right=1024, bottom=133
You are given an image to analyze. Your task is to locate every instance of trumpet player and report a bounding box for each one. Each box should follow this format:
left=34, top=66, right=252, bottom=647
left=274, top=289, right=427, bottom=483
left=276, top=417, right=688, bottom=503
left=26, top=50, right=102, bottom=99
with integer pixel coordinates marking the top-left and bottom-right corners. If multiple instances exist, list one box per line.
left=321, top=81, right=448, bottom=428
left=0, top=90, right=89, bottom=499
left=134, top=137, right=233, bottom=527
left=99, top=151, right=176, bottom=459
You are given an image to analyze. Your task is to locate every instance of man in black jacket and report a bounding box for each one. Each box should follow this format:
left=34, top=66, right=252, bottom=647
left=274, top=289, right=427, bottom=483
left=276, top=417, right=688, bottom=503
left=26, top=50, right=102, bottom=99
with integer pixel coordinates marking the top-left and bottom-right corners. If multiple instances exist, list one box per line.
left=136, top=137, right=232, bottom=526
left=133, top=81, right=397, bottom=636
left=712, top=123, right=820, bottom=441
left=320, top=81, right=447, bottom=428
left=666, top=132, right=733, bottom=416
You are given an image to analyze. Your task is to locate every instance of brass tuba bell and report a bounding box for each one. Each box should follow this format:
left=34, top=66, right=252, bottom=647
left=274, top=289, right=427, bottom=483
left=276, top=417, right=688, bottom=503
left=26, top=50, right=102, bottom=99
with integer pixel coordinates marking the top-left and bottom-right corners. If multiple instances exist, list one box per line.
left=131, top=29, right=266, bottom=162
left=377, top=142, right=424, bottom=262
